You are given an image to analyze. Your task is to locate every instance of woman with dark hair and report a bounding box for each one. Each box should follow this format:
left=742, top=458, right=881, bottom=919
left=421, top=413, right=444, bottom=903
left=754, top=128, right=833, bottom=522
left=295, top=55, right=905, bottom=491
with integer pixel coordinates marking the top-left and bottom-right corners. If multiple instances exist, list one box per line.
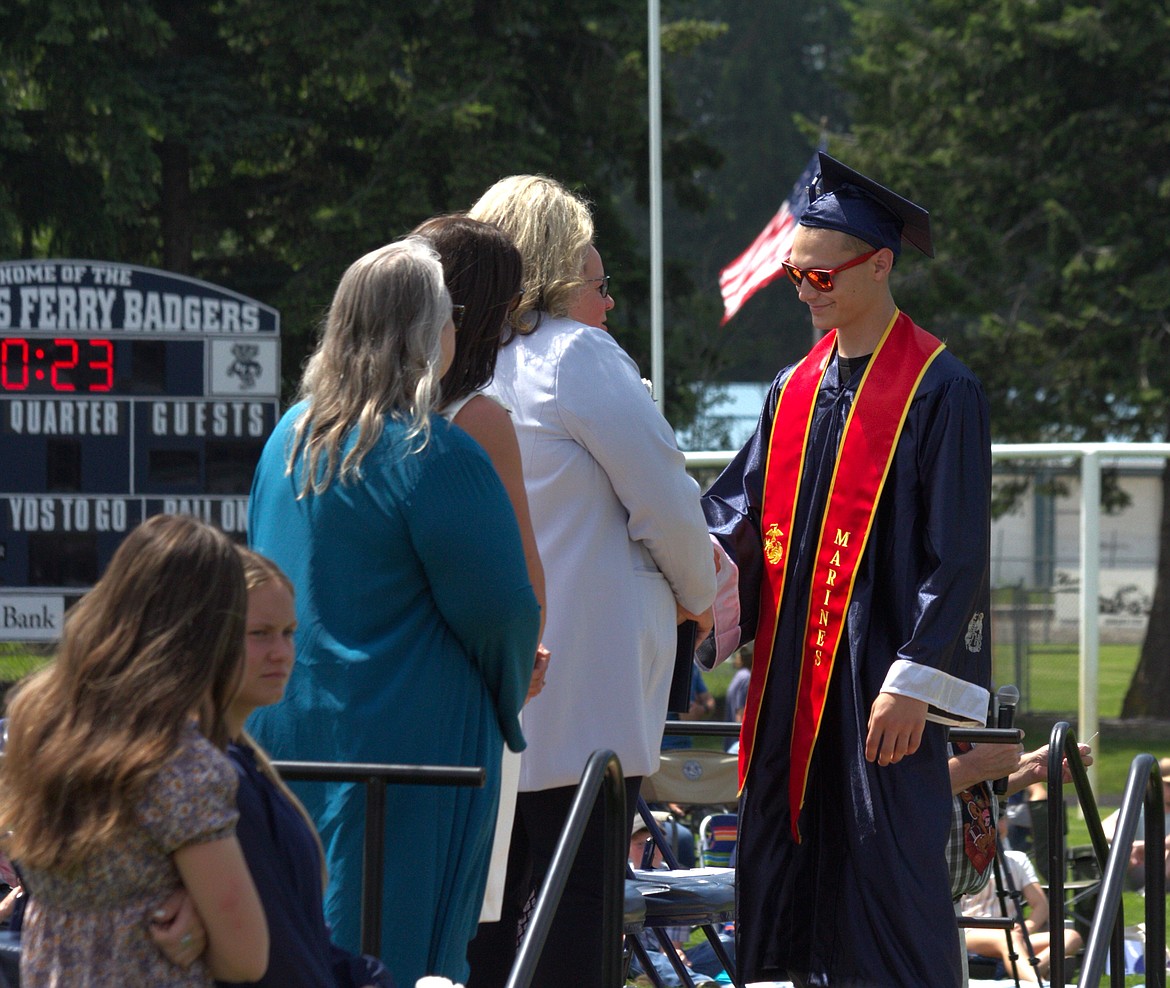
left=412, top=214, right=549, bottom=929
left=247, top=238, right=540, bottom=988
left=412, top=214, right=546, bottom=655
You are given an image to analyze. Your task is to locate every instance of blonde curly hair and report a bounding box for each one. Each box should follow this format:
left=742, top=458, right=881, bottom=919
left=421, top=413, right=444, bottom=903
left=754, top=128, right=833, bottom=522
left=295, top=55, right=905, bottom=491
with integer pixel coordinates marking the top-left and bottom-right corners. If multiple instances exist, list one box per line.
left=468, top=175, right=594, bottom=335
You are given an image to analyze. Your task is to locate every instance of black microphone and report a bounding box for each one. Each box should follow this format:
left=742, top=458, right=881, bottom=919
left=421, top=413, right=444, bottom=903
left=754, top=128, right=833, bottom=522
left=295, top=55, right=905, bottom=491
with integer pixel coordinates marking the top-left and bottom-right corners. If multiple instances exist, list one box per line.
left=992, top=684, right=1020, bottom=795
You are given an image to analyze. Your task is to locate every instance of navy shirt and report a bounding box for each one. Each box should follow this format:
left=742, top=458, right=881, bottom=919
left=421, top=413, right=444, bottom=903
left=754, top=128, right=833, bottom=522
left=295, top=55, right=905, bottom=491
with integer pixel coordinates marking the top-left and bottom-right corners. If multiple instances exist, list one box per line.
left=217, top=741, right=393, bottom=988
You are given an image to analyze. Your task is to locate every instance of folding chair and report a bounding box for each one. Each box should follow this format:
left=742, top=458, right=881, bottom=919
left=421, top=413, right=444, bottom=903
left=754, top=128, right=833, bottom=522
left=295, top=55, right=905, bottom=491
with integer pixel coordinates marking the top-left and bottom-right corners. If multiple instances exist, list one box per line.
left=699, top=812, right=738, bottom=869
left=1064, top=844, right=1101, bottom=942
left=640, top=748, right=739, bottom=832
left=1030, top=798, right=1100, bottom=951
left=623, top=795, right=739, bottom=988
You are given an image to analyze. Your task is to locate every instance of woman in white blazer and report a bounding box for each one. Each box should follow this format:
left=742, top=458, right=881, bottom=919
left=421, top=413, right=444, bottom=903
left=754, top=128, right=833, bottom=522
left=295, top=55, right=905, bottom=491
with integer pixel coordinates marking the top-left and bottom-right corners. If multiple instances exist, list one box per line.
left=467, top=175, right=716, bottom=988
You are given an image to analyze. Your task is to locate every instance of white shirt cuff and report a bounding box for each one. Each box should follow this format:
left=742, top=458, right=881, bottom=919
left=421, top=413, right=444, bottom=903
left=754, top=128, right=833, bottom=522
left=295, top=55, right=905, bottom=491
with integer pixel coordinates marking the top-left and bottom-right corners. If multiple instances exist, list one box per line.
left=881, top=658, right=989, bottom=726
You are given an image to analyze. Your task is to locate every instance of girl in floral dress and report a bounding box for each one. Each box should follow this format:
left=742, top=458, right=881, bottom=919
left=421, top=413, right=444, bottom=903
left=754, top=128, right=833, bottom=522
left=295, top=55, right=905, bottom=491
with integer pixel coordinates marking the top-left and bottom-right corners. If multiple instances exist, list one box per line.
left=0, top=514, right=269, bottom=986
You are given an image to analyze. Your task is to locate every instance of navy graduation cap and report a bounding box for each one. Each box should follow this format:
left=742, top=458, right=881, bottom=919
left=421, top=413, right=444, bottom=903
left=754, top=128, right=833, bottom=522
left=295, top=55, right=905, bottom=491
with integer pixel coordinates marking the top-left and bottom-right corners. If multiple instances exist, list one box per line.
left=800, top=151, right=934, bottom=259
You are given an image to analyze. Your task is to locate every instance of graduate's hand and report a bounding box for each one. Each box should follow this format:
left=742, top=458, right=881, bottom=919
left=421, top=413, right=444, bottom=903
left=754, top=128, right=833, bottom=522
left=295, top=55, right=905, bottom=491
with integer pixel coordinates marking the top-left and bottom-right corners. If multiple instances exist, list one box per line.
left=865, top=693, right=927, bottom=766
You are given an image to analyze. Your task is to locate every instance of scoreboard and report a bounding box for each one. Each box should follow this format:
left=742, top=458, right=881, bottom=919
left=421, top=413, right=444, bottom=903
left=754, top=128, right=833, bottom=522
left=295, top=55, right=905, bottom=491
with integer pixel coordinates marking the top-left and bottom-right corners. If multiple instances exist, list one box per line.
left=0, top=259, right=280, bottom=640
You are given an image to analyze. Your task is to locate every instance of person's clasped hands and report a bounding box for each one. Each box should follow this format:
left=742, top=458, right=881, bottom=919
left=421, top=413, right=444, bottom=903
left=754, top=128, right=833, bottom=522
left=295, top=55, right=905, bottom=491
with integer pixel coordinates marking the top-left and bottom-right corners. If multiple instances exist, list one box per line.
left=149, top=888, right=206, bottom=969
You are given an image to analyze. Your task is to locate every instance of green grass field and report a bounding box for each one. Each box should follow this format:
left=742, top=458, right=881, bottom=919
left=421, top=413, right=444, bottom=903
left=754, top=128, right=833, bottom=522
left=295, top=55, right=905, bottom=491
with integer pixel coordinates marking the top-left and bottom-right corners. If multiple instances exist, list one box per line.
left=0, top=643, right=49, bottom=691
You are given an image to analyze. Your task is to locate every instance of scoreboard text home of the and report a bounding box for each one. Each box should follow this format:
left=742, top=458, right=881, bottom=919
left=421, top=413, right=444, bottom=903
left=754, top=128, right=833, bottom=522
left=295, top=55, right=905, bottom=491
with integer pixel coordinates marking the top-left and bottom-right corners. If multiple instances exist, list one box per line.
left=0, top=259, right=280, bottom=641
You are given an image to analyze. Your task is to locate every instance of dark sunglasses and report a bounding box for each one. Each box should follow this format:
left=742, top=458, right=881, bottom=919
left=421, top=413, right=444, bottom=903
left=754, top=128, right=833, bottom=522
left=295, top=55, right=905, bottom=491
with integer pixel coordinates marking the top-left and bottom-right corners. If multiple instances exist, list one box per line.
left=451, top=304, right=466, bottom=330
left=781, top=249, right=878, bottom=293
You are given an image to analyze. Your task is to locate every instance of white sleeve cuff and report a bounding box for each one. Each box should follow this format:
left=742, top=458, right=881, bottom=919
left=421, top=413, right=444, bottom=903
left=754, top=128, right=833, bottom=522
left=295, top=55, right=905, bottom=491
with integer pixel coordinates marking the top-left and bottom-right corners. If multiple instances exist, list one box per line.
left=881, top=658, right=989, bottom=727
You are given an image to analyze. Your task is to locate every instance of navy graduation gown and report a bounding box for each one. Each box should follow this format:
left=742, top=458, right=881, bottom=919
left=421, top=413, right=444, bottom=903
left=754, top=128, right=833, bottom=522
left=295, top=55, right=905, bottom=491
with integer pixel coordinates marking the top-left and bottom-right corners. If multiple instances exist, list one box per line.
left=702, top=347, right=992, bottom=987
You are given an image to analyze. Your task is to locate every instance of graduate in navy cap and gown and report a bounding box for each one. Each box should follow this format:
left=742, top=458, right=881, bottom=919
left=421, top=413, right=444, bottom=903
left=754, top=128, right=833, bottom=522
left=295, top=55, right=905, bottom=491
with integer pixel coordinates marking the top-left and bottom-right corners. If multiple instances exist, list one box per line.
left=700, top=152, right=993, bottom=987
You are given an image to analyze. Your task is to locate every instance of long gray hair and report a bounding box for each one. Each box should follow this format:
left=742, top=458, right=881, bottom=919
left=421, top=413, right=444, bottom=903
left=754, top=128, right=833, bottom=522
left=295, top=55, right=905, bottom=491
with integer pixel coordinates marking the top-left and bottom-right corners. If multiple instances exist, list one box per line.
left=287, top=237, right=451, bottom=496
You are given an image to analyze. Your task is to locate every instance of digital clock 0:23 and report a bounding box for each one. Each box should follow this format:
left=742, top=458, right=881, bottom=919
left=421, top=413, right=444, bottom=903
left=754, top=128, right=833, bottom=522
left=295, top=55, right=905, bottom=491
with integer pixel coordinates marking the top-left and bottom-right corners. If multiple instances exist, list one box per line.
left=1, top=337, right=114, bottom=393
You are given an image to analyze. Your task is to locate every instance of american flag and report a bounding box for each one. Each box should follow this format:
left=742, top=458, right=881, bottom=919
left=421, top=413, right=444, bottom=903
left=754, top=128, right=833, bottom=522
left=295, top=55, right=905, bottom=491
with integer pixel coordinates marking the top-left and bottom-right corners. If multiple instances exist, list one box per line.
left=718, top=150, right=822, bottom=325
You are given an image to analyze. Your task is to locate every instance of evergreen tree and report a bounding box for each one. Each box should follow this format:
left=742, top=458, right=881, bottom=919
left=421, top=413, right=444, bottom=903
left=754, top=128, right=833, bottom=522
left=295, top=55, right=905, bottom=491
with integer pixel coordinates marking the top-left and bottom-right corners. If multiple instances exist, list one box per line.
left=0, top=0, right=722, bottom=423
left=835, top=0, right=1170, bottom=713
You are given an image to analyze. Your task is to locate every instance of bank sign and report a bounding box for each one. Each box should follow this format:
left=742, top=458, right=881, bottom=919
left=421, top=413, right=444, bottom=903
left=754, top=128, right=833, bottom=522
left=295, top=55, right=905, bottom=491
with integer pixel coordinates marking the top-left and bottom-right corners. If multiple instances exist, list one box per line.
left=0, top=259, right=280, bottom=640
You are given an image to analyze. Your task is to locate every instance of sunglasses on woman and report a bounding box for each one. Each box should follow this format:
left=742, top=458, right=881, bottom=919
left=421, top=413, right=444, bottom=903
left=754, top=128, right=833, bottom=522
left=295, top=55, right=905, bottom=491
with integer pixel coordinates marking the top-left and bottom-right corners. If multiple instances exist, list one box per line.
left=781, top=249, right=878, bottom=293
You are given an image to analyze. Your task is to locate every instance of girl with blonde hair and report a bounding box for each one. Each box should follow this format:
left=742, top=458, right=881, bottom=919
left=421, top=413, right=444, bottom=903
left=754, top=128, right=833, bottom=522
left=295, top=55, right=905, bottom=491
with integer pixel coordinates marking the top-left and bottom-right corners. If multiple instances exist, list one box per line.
left=0, top=514, right=268, bottom=986
left=247, top=237, right=540, bottom=987
left=222, top=547, right=393, bottom=988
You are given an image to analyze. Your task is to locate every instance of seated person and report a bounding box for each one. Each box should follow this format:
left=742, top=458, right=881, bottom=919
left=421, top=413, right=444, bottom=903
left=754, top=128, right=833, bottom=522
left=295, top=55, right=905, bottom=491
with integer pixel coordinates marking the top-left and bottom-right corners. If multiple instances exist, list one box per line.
left=948, top=738, right=1095, bottom=885
left=628, top=819, right=689, bottom=985
left=1101, top=755, right=1170, bottom=890
left=630, top=818, right=667, bottom=871
left=627, top=818, right=734, bottom=985
left=960, top=817, right=1083, bottom=983
left=949, top=737, right=1092, bottom=981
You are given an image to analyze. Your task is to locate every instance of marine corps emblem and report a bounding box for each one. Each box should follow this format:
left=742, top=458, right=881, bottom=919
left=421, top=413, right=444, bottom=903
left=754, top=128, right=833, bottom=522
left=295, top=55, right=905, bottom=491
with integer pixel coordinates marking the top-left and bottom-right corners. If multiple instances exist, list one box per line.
left=965, top=611, right=984, bottom=653
left=763, top=523, right=785, bottom=566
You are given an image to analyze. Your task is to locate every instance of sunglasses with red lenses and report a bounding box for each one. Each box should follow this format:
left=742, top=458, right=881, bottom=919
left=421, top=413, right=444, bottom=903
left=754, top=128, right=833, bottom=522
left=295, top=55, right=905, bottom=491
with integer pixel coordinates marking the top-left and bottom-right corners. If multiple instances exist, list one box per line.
left=781, top=248, right=878, bottom=293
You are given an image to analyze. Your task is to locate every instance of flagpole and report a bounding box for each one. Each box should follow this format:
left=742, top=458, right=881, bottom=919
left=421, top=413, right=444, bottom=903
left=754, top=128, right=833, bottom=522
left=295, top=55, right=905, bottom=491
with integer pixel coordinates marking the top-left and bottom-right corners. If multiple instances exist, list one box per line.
left=648, top=0, right=664, bottom=413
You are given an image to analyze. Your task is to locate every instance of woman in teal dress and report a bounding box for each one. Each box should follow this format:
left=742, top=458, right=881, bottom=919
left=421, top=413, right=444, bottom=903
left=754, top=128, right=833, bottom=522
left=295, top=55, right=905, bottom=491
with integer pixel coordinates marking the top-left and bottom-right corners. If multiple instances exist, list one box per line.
left=247, top=238, right=541, bottom=988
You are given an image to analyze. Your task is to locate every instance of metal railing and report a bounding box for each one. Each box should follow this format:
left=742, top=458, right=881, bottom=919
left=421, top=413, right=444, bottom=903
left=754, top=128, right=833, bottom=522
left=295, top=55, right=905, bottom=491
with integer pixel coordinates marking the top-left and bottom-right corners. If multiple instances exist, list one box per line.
left=506, top=748, right=627, bottom=988
left=276, top=751, right=628, bottom=985
left=1041, top=722, right=1166, bottom=987
left=272, top=730, right=1170, bottom=986
left=661, top=719, right=740, bottom=740
left=273, top=759, right=485, bottom=958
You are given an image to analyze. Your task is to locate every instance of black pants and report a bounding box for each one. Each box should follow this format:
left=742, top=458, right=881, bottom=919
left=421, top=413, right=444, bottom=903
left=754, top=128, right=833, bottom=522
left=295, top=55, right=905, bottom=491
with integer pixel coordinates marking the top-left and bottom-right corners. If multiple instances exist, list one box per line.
left=467, top=775, right=641, bottom=988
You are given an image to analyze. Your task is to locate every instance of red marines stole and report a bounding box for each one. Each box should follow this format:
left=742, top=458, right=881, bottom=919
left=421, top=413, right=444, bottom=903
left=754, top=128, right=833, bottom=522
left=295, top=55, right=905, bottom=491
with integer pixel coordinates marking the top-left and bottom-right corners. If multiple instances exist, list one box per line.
left=737, top=311, right=944, bottom=841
